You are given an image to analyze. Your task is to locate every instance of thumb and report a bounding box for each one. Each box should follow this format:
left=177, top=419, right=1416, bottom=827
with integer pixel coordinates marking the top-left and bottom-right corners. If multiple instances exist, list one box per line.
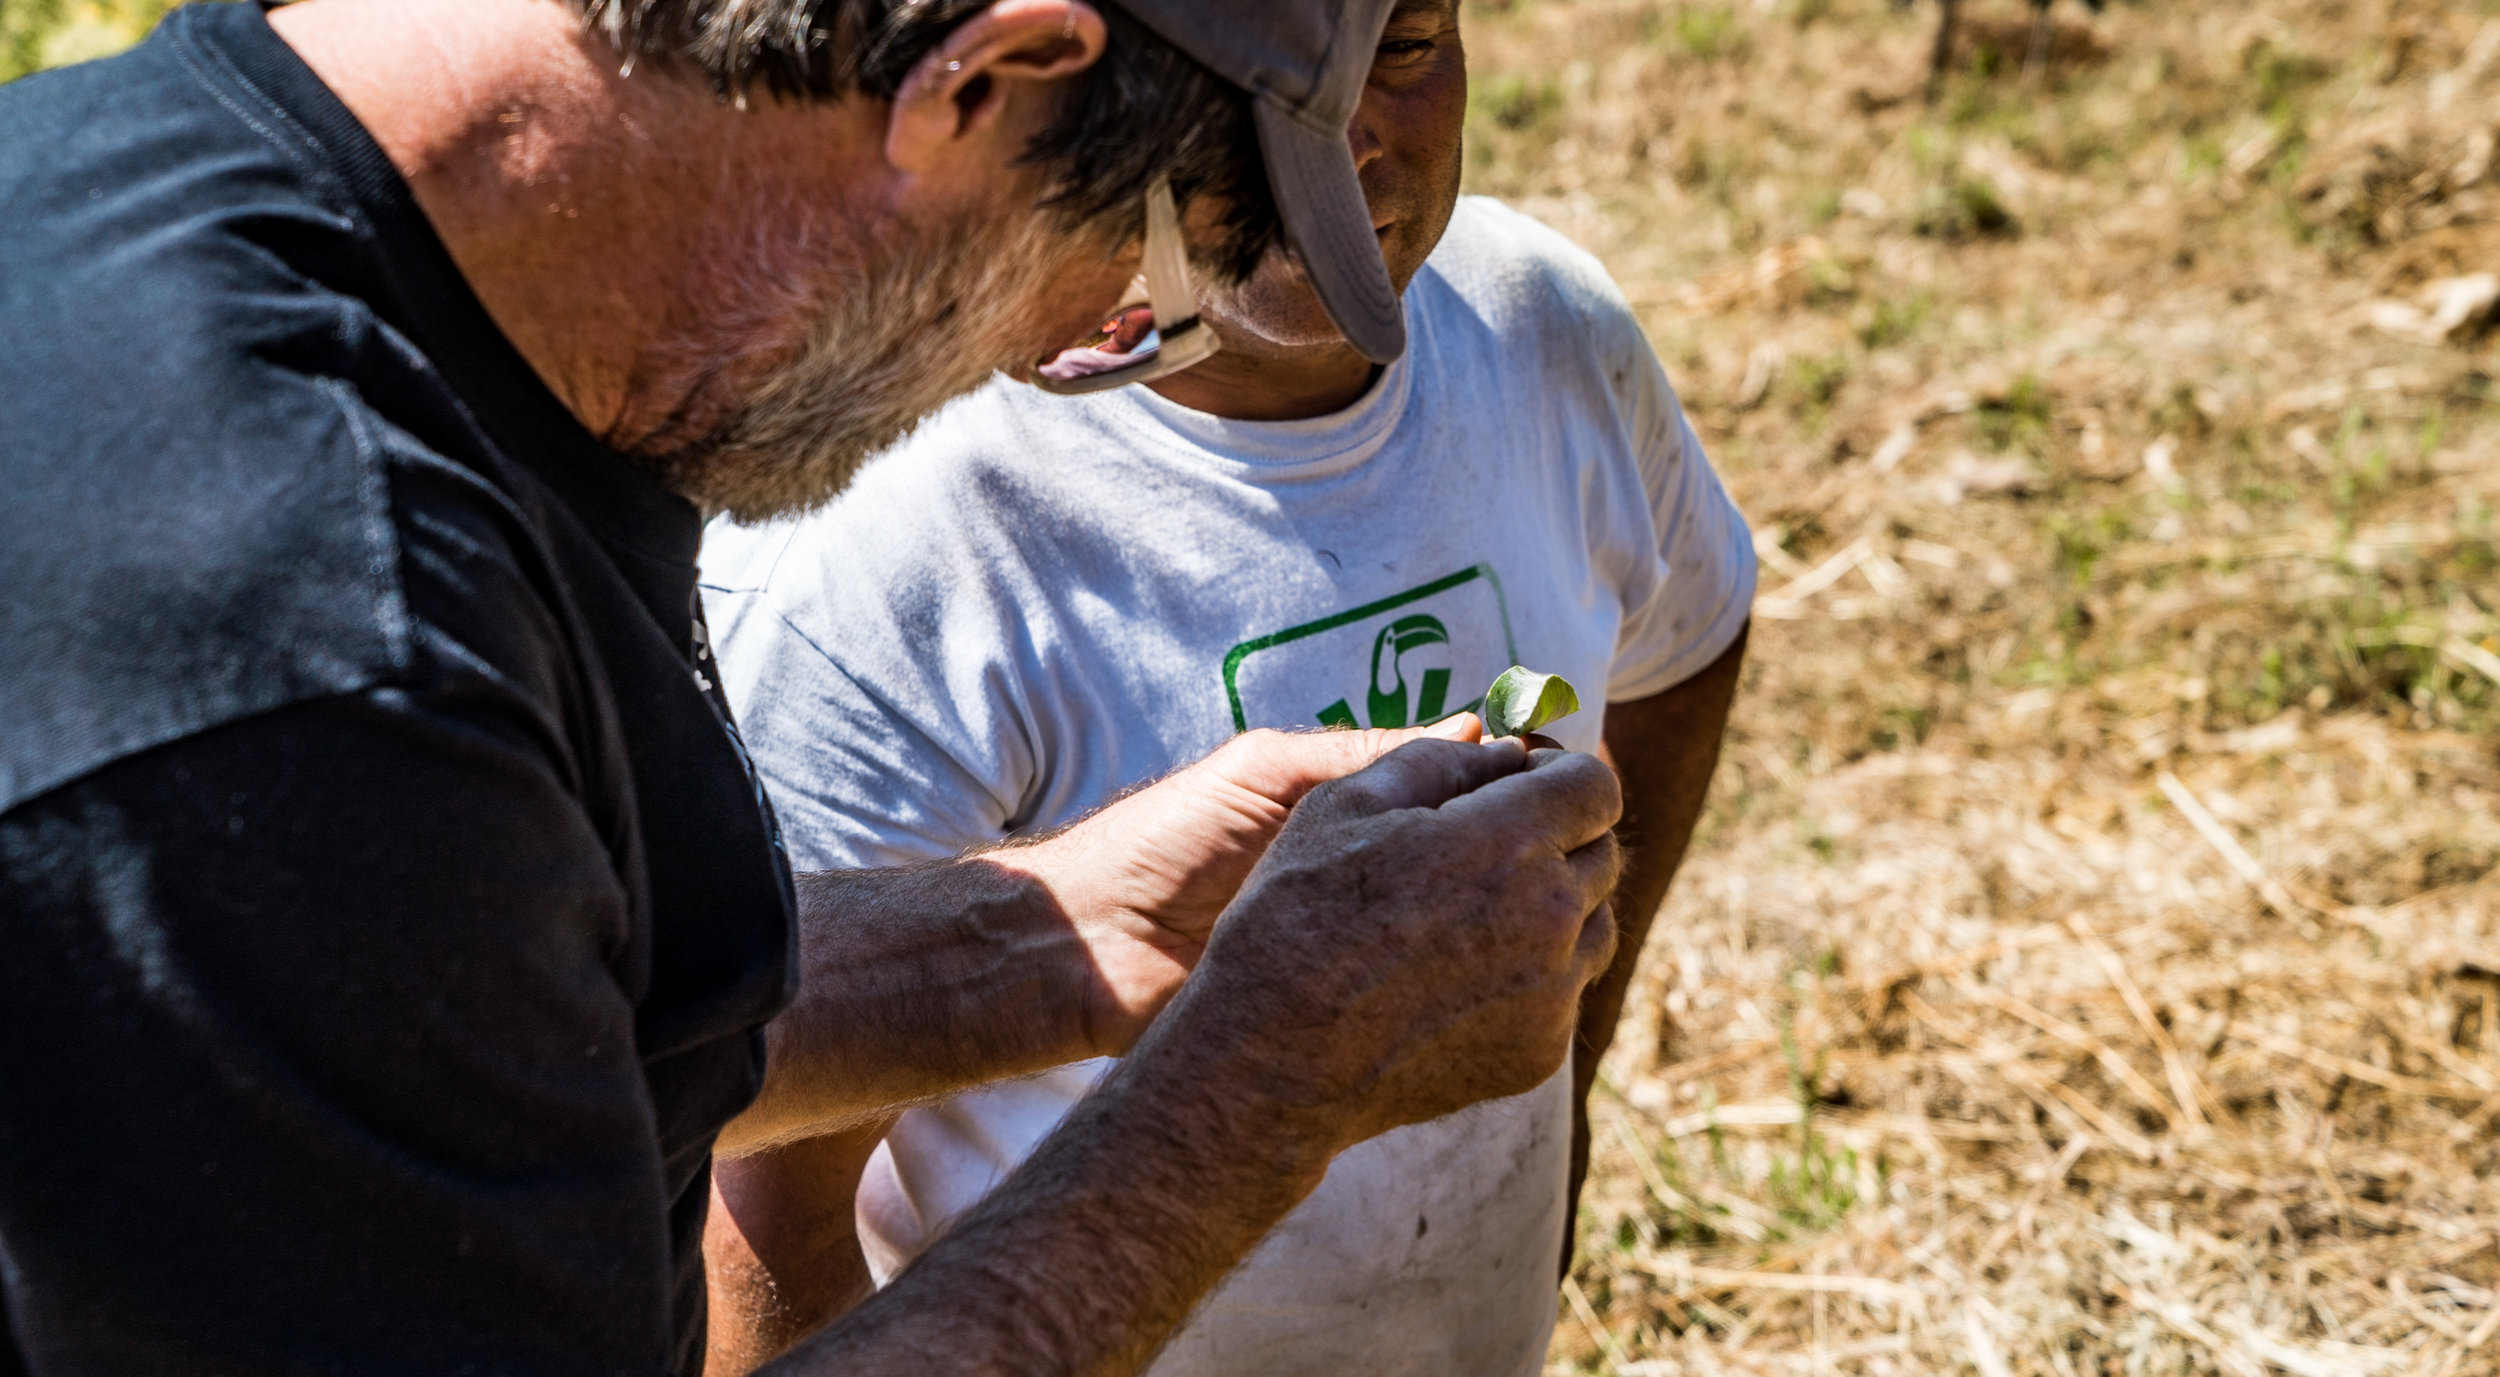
left=1423, top=711, right=1486, bottom=743
left=1296, top=736, right=1532, bottom=823
left=1200, top=715, right=1486, bottom=809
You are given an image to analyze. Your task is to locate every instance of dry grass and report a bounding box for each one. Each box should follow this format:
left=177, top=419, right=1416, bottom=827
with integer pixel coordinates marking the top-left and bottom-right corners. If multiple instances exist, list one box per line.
left=13, top=2, right=2500, bottom=1371
left=1454, top=0, right=2500, bottom=1372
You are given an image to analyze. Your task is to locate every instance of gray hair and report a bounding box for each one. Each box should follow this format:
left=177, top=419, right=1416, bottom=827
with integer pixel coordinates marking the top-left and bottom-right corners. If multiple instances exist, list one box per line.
left=566, top=0, right=1281, bottom=281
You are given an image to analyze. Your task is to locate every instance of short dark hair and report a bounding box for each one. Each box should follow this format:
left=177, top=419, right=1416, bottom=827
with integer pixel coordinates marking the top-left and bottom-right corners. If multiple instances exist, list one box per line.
left=568, top=0, right=1280, bottom=281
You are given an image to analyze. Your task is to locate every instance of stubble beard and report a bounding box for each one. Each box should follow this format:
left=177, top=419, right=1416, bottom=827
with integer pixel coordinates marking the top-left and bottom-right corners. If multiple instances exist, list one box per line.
left=624, top=201, right=1085, bottom=524
left=1194, top=251, right=1346, bottom=352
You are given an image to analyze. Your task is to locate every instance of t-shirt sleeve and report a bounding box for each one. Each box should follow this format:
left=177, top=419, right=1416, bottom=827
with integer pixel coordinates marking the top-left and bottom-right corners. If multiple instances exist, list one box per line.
left=0, top=690, right=679, bottom=1374
left=719, top=613, right=1026, bottom=872
left=1596, top=309, right=1758, bottom=703
left=704, top=521, right=1034, bottom=873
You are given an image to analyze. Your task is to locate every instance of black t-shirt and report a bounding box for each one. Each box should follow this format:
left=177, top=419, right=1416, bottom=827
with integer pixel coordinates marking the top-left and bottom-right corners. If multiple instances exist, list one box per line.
left=0, top=7, right=797, bottom=1373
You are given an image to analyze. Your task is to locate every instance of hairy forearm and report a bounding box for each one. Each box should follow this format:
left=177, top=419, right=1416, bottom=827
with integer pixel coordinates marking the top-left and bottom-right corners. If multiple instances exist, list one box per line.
left=722, top=854, right=1101, bottom=1154
left=1575, top=631, right=1749, bottom=1082
left=705, top=1120, right=894, bottom=1375
left=722, top=723, right=1498, bottom=1156
left=1566, top=629, right=1750, bottom=1264
left=764, top=999, right=1332, bottom=1377
left=1576, top=832, right=1691, bottom=1077
left=754, top=732, right=1623, bottom=1368
left=1576, top=626, right=1749, bottom=1081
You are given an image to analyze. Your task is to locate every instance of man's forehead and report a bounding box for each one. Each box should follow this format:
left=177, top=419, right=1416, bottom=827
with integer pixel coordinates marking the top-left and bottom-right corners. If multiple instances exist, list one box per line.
left=1387, top=0, right=1459, bottom=23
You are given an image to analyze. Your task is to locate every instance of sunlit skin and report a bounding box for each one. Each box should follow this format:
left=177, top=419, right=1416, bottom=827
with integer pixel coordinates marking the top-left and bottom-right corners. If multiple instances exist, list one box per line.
left=1137, top=0, right=1750, bottom=1274
left=1145, top=0, right=1466, bottom=422
left=269, top=0, right=1141, bottom=458
left=704, top=3, right=1746, bottom=1362
left=20, top=6, right=1637, bottom=1375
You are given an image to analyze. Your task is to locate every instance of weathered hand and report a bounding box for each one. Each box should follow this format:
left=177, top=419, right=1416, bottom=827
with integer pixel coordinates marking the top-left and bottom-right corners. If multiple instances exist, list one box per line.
left=1008, top=716, right=1485, bottom=1055
left=754, top=739, right=1622, bottom=1377
left=1144, top=736, right=1625, bottom=1158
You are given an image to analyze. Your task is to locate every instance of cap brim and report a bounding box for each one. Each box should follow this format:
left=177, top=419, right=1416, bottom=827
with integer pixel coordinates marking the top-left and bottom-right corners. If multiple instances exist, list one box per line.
left=1253, top=99, right=1407, bottom=365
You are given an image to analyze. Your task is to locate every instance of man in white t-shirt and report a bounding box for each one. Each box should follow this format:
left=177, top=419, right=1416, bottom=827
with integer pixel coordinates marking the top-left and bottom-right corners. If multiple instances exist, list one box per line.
left=699, top=2, right=1753, bottom=1372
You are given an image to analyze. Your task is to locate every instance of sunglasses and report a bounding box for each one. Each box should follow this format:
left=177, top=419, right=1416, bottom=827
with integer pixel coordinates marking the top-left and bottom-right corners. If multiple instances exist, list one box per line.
left=1032, top=176, right=1221, bottom=396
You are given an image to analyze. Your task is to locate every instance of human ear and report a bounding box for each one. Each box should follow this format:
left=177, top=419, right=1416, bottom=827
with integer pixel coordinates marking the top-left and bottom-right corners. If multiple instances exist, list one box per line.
left=885, top=0, right=1107, bottom=174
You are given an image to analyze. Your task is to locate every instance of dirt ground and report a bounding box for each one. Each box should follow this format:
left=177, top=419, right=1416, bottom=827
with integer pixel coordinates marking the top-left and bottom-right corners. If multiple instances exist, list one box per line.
left=12, top=0, right=2500, bottom=1372
left=1452, top=0, right=2500, bottom=1372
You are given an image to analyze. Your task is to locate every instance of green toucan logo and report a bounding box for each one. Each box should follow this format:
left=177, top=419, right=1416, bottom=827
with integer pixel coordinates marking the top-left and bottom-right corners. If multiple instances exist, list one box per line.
left=1316, top=615, right=1453, bottom=729
left=1220, top=564, right=1519, bottom=734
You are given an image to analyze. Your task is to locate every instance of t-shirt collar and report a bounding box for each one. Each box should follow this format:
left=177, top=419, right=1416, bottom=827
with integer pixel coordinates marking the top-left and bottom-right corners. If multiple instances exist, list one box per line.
left=1112, top=303, right=1423, bottom=475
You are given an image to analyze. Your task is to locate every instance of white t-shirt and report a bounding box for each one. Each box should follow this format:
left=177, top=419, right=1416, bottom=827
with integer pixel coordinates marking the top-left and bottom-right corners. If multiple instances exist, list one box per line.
left=701, top=196, right=1756, bottom=1377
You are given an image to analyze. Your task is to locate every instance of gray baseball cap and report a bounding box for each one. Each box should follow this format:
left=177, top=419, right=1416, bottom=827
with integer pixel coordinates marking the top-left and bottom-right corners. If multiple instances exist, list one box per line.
left=1109, top=0, right=1407, bottom=364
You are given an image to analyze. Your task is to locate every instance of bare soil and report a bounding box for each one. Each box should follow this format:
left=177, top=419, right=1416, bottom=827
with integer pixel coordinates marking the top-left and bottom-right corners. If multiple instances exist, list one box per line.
left=1455, top=1, right=2500, bottom=1372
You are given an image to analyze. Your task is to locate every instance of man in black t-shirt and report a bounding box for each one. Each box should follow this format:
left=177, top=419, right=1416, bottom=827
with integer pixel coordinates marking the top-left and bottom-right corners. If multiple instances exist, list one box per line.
left=0, top=2, right=1625, bottom=1374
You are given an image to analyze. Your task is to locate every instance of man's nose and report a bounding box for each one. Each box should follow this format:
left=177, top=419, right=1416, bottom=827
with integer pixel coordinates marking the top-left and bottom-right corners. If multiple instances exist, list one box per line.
left=1347, top=116, right=1385, bottom=174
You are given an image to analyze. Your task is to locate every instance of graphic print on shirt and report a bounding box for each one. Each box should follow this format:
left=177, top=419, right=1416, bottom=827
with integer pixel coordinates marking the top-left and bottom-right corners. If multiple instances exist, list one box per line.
left=1221, top=564, right=1519, bottom=733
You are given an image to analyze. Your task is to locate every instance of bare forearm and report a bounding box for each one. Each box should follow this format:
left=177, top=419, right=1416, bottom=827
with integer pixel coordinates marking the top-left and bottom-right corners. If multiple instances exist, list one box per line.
left=724, top=855, right=1102, bottom=1154
left=1575, top=835, right=1690, bottom=1082
left=1574, top=752, right=1713, bottom=1080
left=1575, top=625, right=1749, bottom=1086
left=723, top=725, right=1429, bottom=1154
left=763, top=1000, right=1333, bottom=1377
left=706, top=1120, right=895, bottom=1375
left=1560, top=633, right=1746, bottom=1274
left=750, top=735, right=1622, bottom=1372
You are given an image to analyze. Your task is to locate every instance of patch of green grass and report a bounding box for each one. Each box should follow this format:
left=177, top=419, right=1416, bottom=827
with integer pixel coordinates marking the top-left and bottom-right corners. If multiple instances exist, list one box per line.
left=1974, top=373, right=2054, bottom=454
left=1470, top=70, right=1562, bottom=135
left=1646, top=5, right=1746, bottom=61
left=1852, top=292, right=1933, bottom=351
left=1962, top=32, right=2013, bottom=82
left=1802, top=253, right=1855, bottom=309
left=2010, top=645, right=2089, bottom=689
left=1675, top=138, right=1750, bottom=210
left=2, top=0, right=177, bottom=83
left=1912, top=175, right=2019, bottom=241
left=1640, top=1132, right=1728, bottom=1250
left=1869, top=703, right=1934, bottom=752
left=1904, top=125, right=1949, bottom=175
left=1942, top=80, right=2045, bottom=149
left=2458, top=534, right=2496, bottom=579
left=2180, top=132, right=2228, bottom=182
left=2244, top=38, right=2331, bottom=127
left=2418, top=405, right=2449, bottom=460
left=2035, top=118, right=2122, bottom=175
left=1787, top=353, right=1850, bottom=423
left=1767, top=1015, right=1859, bottom=1231
left=2168, top=587, right=2500, bottom=735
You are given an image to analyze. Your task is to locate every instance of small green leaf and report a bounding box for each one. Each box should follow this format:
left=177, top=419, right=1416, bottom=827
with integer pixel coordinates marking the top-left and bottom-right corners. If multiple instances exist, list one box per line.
left=1480, top=666, right=1581, bottom=738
